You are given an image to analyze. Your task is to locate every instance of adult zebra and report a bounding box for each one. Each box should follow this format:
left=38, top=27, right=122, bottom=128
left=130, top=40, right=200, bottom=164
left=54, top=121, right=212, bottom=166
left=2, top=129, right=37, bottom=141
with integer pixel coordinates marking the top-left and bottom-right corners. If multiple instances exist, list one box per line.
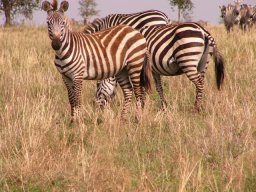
left=83, top=10, right=169, bottom=34
left=96, top=23, right=225, bottom=112
left=42, top=0, right=152, bottom=122
left=239, top=4, right=254, bottom=31
left=220, top=2, right=241, bottom=33
left=83, top=9, right=169, bottom=105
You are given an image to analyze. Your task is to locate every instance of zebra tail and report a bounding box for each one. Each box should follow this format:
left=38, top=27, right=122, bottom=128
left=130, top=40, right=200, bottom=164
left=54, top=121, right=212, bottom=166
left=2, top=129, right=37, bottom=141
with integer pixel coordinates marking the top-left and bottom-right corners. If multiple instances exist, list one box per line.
left=140, top=50, right=153, bottom=92
left=213, top=47, right=225, bottom=90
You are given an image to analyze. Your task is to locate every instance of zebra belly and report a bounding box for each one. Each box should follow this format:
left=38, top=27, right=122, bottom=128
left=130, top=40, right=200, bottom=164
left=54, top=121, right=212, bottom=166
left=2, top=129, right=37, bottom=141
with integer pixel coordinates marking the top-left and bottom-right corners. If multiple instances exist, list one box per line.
left=153, top=57, right=182, bottom=76
left=82, top=61, right=125, bottom=80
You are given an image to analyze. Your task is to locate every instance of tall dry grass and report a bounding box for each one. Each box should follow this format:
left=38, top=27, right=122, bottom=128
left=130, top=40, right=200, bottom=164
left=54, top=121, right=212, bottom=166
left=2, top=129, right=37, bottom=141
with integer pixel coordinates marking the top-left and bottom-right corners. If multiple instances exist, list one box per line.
left=0, top=25, right=255, bottom=191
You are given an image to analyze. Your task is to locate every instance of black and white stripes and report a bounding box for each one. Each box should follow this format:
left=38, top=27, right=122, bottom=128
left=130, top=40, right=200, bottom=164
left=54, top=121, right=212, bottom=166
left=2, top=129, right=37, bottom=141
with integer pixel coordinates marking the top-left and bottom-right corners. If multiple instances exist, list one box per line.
left=42, top=0, right=152, bottom=121
left=83, top=10, right=169, bottom=34
left=82, top=9, right=170, bottom=105
left=96, top=23, right=225, bottom=112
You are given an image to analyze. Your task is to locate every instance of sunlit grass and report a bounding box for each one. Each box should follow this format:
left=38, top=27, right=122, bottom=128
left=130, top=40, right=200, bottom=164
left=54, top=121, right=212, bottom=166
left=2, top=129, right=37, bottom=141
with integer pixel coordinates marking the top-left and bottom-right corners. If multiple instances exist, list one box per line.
left=0, top=24, right=255, bottom=191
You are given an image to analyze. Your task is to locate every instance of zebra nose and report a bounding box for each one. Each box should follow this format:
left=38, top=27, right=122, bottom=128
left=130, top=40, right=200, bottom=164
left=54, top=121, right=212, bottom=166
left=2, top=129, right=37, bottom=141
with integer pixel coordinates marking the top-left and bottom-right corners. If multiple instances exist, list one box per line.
left=53, top=32, right=61, bottom=39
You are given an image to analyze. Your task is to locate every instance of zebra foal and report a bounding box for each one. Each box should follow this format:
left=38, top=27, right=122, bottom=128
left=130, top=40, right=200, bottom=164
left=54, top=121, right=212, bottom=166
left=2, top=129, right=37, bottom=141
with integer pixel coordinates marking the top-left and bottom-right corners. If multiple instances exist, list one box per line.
left=42, top=0, right=152, bottom=122
left=96, top=23, right=225, bottom=112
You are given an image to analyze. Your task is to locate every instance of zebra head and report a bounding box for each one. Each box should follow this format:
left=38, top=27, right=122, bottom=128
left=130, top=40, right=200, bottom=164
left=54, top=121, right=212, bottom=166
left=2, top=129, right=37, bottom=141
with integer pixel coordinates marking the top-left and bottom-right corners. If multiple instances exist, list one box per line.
left=244, top=4, right=254, bottom=21
left=222, top=3, right=241, bottom=25
left=220, top=5, right=227, bottom=18
left=233, top=1, right=242, bottom=23
left=42, top=0, right=69, bottom=50
left=95, top=77, right=118, bottom=107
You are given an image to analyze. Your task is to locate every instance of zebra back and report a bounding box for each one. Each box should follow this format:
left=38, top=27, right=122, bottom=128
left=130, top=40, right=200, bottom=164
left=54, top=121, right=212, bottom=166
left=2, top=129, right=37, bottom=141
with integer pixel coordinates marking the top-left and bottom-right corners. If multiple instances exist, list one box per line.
left=83, top=10, right=169, bottom=33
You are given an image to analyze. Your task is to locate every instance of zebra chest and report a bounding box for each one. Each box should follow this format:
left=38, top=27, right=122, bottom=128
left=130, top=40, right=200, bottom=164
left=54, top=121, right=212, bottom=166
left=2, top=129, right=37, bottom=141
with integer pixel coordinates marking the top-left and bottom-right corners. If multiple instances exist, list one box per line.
left=54, top=54, right=86, bottom=79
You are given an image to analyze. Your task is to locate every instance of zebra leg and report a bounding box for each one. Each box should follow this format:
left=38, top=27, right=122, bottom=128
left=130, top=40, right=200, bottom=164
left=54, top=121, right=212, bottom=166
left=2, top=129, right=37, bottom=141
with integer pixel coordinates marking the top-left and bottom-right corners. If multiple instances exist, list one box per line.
left=128, top=71, right=145, bottom=122
left=140, top=86, right=146, bottom=109
left=184, top=70, right=204, bottom=112
left=153, top=73, right=167, bottom=110
left=116, top=72, right=133, bottom=121
left=62, top=76, right=83, bottom=122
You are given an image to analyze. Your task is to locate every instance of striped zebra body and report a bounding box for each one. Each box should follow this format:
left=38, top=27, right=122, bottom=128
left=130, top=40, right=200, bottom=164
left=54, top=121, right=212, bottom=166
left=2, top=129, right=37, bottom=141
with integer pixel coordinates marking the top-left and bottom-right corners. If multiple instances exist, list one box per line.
left=42, top=0, right=151, bottom=121
left=96, top=23, right=225, bottom=112
left=83, top=10, right=169, bottom=105
left=83, top=10, right=169, bottom=34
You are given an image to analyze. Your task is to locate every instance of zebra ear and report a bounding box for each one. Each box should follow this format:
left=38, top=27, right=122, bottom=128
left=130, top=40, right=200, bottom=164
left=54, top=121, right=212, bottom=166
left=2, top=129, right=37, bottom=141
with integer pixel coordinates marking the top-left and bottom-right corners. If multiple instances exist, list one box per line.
left=59, top=1, right=69, bottom=13
left=42, top=1, right=52, bottom=12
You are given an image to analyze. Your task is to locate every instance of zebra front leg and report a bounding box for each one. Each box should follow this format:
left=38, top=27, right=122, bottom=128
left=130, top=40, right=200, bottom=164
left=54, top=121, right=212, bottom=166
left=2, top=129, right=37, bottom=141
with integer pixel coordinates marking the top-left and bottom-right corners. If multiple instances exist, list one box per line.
left=153, top=73, right=167, bottom=110
left=62, top=76, right=83, bottom=123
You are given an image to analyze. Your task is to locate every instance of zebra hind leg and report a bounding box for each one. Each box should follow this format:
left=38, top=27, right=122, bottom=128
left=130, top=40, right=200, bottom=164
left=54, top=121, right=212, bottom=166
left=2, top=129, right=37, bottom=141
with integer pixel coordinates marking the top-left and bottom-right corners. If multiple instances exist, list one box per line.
left=153, top=73, right=167, bottom=110
left=116, top=73, right=133, bottom=121
left=184, top=70, right=204, bottom=112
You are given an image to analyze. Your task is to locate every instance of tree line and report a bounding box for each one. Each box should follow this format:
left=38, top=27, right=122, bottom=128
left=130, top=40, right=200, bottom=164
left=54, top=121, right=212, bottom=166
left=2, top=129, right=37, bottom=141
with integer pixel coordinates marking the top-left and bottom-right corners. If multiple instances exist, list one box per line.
left=0, top=0, right=193, bottom=27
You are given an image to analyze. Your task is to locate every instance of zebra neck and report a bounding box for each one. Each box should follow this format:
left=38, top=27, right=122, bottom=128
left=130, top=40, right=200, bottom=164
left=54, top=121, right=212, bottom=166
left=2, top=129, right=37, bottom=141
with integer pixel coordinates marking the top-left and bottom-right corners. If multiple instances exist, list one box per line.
left=55, top=29, right=72, bottom=57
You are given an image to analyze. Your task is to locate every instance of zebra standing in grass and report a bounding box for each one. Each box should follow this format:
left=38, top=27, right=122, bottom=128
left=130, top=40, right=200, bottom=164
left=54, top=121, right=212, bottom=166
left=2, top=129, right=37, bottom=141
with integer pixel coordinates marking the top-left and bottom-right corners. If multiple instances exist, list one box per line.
left=96, top=23, right=225, bottom=112
left=42, top=0, right=152, bottom=121
left=83, top=10, right=169, bottom=105
left=239, top=4, right=254, bottom=31
left=220, top=2, right=241, bottom=33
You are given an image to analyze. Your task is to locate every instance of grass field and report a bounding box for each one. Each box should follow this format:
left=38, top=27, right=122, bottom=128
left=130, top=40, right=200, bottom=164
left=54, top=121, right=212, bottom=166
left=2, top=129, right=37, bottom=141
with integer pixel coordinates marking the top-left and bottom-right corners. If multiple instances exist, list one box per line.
left=0, top=25, right=255, bottom=191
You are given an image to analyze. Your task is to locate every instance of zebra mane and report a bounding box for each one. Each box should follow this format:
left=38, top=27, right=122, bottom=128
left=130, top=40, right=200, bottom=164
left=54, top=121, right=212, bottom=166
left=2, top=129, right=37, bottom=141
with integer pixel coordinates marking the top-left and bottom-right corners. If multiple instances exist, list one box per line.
left=64, top=16, right=72, bottom=31
left=52, top=0, right=58, bottom=11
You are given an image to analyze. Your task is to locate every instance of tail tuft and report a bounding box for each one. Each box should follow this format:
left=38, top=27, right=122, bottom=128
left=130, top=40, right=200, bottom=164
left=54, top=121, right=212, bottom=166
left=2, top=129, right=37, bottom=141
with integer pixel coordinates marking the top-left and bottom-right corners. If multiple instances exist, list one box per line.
left=213, top=47, right=225, bottom=90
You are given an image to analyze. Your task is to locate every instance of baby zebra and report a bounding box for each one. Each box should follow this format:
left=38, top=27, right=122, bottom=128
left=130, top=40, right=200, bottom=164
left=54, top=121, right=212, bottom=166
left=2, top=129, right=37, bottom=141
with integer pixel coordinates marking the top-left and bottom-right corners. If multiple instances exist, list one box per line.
left=42, top=0, right=151, bottom=122
left=95, top=23, right=225, bottom=112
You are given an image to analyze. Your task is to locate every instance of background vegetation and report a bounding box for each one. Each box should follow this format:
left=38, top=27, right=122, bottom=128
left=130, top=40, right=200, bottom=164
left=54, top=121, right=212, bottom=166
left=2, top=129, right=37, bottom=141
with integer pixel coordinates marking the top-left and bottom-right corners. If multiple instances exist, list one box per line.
left=0, top=25, right=255, bottom=191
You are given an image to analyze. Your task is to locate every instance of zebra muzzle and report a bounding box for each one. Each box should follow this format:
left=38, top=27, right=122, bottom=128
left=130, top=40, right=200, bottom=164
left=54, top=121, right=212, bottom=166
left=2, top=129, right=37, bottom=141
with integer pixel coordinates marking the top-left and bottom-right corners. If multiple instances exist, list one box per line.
left=51, top=38, right=61, bottom=50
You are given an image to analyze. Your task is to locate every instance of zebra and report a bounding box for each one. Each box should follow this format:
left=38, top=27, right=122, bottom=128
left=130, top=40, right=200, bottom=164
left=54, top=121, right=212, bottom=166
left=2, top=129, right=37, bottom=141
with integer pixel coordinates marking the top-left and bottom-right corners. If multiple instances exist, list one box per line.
left=83, top=10, right=169, bottom=34
left=96, top=76, right=118, bottom=107
left=239, top=4, right=254, bottom=31
left=95, top=23, right=225, bottom=112
left=83, top=10, right=169, bottom=105
left=83, top=10, right=169, bottom=107
left=220, top=2, right=241, bottom=33
left=42, top=0, right=152, bottom=122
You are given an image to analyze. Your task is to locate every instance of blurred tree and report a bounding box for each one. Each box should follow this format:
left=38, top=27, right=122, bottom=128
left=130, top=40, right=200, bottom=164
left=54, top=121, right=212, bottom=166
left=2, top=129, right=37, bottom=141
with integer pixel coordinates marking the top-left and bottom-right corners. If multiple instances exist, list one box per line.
left=169, top=0, right=193, bottom=22
left=79, top=0, right=99, bottom=24
left=0, top=0, right=40, bottom=26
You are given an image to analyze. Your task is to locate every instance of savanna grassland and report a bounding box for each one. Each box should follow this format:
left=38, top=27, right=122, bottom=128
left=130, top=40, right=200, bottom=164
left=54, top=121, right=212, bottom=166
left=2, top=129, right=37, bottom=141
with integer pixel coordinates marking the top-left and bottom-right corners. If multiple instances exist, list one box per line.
left=0, top=24, right=255, bottom=192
